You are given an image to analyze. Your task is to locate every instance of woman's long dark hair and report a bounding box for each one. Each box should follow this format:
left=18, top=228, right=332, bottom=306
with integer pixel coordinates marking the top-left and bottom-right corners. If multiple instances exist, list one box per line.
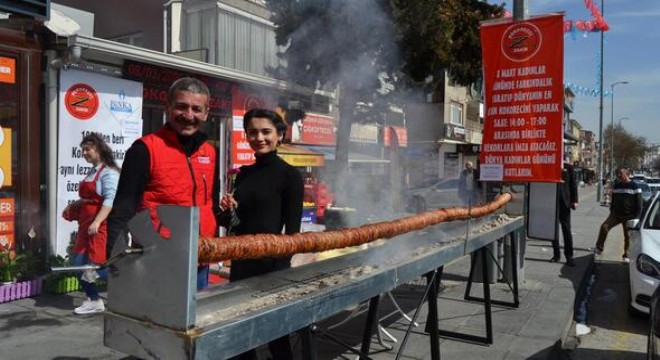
left=80, top=133, right=120, bottom=171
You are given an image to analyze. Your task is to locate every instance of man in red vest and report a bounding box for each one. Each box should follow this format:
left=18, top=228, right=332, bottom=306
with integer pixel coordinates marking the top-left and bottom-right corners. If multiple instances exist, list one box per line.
left=106, top=77, right=220, bottom=290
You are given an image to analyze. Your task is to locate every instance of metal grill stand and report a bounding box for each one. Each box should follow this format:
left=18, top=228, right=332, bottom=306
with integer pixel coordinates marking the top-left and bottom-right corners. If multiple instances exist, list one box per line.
left=103, top=206, right=524, bottom=359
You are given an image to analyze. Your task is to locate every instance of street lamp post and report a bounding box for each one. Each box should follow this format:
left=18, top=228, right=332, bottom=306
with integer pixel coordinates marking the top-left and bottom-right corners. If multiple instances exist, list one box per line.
left=610, top=81, right=629, bottom=172
left=597, top=0, right=605, bottom=203
left=618, top=116, right=630, bottom=127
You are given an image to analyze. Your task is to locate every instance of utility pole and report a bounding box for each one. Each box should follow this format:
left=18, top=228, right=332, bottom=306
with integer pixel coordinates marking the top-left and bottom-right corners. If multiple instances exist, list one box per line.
left=597, top=0, right=605, bottom=203
left=513, top=0, right=528, bottom=20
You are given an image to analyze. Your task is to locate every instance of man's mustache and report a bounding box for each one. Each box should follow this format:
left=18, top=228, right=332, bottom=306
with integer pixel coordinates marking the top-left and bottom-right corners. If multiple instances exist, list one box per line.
left=175, top=114, right=200, bottom=123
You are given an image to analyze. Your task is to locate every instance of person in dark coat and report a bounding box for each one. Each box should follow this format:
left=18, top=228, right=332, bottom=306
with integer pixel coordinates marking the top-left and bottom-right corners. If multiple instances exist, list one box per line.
left=220, top=108, right=303, bottom=360
left=551, top=161, right=578, bottom=266
left=458, top=161, right=481, bottom=205
left=594, top=167, right=643, bottom=263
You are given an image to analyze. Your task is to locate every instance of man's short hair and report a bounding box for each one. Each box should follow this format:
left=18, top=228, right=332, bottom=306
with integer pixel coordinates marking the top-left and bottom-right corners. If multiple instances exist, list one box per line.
left=168, top=77, right=210, bottom=106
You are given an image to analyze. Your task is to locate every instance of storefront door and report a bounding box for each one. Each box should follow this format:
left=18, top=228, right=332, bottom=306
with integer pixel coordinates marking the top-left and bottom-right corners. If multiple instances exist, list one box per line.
left=0, top=34, right=43, bottom=256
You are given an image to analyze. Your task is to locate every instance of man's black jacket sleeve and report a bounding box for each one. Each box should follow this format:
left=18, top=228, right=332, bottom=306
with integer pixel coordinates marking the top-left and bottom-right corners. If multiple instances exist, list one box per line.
left=106, top=141, right=150, bottom=255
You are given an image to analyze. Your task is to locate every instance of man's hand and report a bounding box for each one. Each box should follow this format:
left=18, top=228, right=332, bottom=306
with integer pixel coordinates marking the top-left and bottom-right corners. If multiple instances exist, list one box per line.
left=571, top=202, right=578, bottom=210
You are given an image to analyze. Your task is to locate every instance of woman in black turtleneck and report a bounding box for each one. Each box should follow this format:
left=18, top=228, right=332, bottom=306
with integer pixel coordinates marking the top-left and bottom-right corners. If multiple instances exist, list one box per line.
left=221, top=108, right=303, bottom=360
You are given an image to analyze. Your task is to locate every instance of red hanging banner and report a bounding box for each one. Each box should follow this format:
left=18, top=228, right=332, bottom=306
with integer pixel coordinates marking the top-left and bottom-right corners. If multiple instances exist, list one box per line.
left=479, top=14, right=565, bottom=183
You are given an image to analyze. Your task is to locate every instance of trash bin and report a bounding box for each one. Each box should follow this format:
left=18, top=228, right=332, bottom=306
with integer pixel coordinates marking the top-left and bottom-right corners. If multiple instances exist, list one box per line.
left=471, top=241, right=499, bottom=284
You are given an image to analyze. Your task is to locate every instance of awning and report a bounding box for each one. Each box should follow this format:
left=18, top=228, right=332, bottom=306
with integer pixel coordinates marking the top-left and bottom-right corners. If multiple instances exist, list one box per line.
left=277, top=144, right=325, bottom=167
left=302, top=145, right=390, bottom=164
left=437, top=139, right=466, bottom=145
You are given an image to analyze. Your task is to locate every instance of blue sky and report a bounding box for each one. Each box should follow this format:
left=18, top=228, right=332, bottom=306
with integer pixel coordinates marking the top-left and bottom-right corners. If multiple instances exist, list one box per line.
left=496, top=0, right=660, bottom=144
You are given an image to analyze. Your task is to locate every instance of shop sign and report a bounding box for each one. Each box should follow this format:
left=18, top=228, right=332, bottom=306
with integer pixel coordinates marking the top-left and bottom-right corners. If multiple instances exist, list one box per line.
left=457, top=144, right=481, bottom=155
left=480, top=14, right=564, bottom=182
left=0, top=57, right=16, bottom=84
left=0, top=198, right=14, bottom=251
left=349, top=123, right=378, bottom=144
left=300, top=113, right=335, bottom=146
left=277, top=144, right=325, bottom=167
left=444, top=124, right=466, bottom=142
left=123, top=60, right=233, bottom=116
left=383, top=126, right=408, bottom=147
left=0, top=127, right=11, bottom=187
left=231, top=116, right=255, bottom=168
left=279, top=154, right=325, bottom=167
left=64, top=83, right=99, bottom=120
left=57, top=69, right=143, bottom=258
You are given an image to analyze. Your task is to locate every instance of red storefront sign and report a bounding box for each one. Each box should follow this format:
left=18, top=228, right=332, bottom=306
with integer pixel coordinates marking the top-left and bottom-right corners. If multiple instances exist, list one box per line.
left=301, top=113, right=335, bottom=146
left=383, top=126, right=408, bottom=147
left=479, top=14, right=564, bottom=182
left=123, top=60, right=234, bottom=116
left=0, top=198, right=14, bottom=251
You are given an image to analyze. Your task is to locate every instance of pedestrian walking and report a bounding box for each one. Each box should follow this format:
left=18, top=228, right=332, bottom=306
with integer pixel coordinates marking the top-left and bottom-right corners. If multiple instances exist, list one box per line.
left=593, top=167, right=643, bottom=262
left=458, top=160, right=481, bottom=205
left=62, top=133, right=120, bottom=314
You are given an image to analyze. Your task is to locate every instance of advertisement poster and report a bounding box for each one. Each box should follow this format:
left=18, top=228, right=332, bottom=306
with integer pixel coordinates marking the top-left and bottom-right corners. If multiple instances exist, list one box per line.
left=0, top=127, right=11, bottom=187
left=56, top=69, right=143, bottom=257
left=479, top=14, right=564, bottom=182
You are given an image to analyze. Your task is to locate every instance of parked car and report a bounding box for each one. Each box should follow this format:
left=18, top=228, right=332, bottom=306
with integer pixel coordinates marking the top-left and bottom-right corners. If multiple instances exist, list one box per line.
left=628, top=191, right=660, bottom=316
left=405, top=178, right=463, bottom=213
left=648, top=285, right=660, bottom=358
left=647, top=178, right=660, bottom=194
left=633, top=173, right=648, bottom=183
left=638, top=181, right=655, bottom=204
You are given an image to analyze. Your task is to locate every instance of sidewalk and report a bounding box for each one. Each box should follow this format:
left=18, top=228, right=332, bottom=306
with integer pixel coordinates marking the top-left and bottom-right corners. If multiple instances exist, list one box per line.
left=0, top=185, right=607, bottom=360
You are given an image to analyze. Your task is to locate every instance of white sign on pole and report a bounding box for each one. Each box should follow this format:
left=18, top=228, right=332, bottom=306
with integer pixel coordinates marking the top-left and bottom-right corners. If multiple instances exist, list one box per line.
left=56, top=69, right=143, bottom=257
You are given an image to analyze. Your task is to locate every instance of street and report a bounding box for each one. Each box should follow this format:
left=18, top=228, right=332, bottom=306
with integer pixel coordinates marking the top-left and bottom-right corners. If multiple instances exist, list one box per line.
left=565, top=186, right=649, bottom=359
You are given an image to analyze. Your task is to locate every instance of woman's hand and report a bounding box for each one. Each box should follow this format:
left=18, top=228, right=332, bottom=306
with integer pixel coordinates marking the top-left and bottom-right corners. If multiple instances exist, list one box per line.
left=220, top=194, right=238, bottom=211
left=88, top=220, right=101, bottom=235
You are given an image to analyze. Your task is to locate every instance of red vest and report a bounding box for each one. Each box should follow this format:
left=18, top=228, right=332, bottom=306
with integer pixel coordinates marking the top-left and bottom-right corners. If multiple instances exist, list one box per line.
left=140, top=127, right=217, bottom=237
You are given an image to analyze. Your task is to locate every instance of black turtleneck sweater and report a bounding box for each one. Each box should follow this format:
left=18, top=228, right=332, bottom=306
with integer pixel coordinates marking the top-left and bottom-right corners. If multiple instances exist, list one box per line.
left=106, top=126, right=220, bottom=254
left=231, top=151, right=303, bottom=237
left=227, top=151, right=303, bottom=282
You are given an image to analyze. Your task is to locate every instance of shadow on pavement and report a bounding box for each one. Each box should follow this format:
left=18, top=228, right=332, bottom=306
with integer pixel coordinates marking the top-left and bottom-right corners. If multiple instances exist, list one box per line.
left=584, top=260, right=648, bottom=337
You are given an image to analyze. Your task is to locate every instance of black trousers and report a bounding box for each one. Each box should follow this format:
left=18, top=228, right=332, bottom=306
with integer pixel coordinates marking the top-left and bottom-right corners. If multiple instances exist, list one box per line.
left=553, top=205, right=574, bottom=259
left=230, top=257, right=294, bottom=360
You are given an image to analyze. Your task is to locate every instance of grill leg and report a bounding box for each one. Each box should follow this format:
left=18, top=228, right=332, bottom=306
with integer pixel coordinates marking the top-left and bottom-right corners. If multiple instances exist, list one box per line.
left=300, top=325, right=318, bottom=360
left=359, top=296, right=381, bottom=360
left=426, top=268, right=442, bottom=360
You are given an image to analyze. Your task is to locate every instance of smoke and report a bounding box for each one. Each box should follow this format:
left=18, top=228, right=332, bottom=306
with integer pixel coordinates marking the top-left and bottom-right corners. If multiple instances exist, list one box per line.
left=273, top=1, right=479, bottom=224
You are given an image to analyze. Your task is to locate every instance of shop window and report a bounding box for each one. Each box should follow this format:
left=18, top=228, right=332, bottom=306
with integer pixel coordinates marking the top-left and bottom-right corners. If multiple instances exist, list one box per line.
left=450, top=101, right=463, bottom=126
left=112, top=32, right=144, bottom=48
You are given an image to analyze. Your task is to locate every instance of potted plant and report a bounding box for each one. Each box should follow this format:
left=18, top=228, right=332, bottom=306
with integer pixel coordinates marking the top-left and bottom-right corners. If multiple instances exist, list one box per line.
left=43, top=255, right=83, bottom=294
left=0, top=249, right=45, bottom=303
left=0, top=250, right=20, bottom=284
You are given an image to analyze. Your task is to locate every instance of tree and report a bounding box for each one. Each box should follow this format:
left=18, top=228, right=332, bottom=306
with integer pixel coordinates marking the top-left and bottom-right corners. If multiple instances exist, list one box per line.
left=266, top=0, right=503, bottom=203
left=391, top=0, right=504, bottom=89
left=651, top=157, right=660, bottom=175
left=603, top=124, right=647, bottom=171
